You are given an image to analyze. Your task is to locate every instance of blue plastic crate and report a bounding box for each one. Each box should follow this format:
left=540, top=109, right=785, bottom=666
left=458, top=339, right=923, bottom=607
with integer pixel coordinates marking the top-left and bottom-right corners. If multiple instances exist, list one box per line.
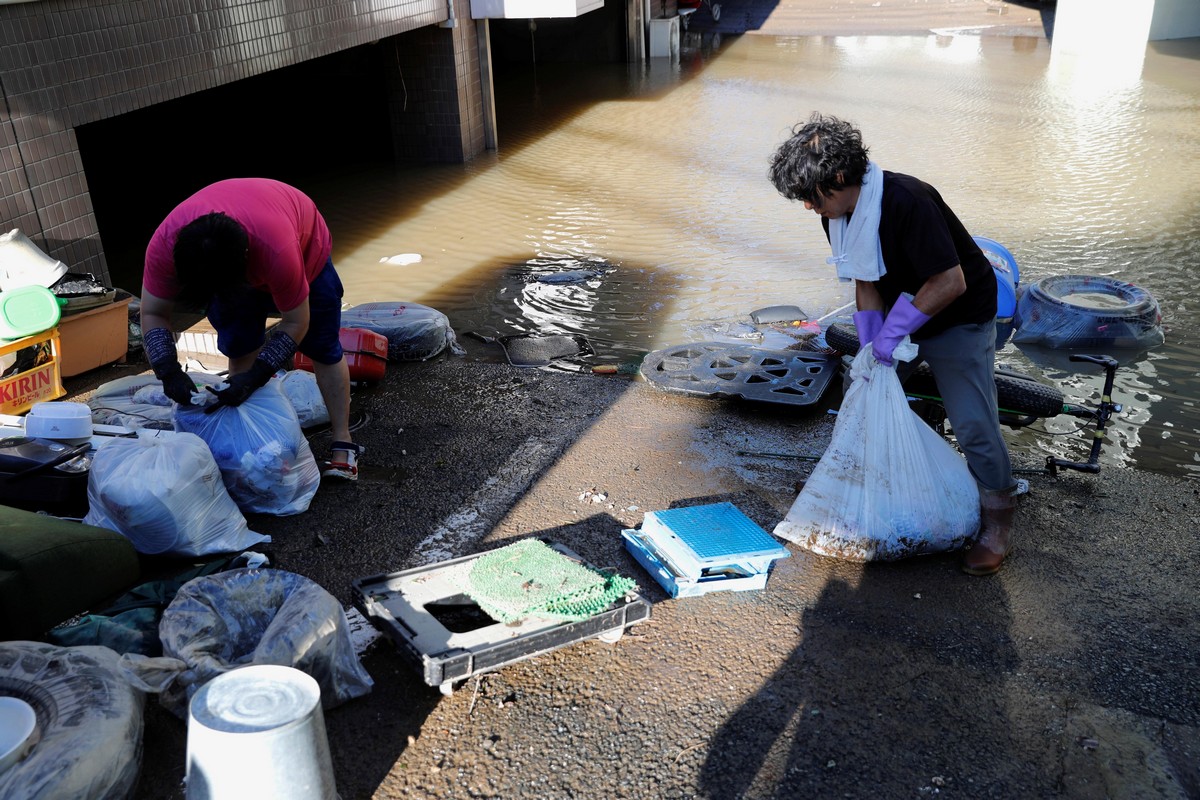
left=640, top=502, right=789, bottom=575
left=623, top=502, right=790, bottom=598
left=621, top=528, right=772, bottom=598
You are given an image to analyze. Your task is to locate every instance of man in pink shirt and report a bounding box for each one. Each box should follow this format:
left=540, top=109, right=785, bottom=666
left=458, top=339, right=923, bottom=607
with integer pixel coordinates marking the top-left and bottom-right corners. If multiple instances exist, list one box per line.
left=141, top=178, right=363, bottom=481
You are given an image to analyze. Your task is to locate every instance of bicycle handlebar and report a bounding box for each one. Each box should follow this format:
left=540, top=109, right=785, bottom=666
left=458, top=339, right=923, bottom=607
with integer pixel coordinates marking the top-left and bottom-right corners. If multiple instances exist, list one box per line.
left=1047, top=354, right=1122, bottom=475
left=1069, top=353, right=1119, bottom=370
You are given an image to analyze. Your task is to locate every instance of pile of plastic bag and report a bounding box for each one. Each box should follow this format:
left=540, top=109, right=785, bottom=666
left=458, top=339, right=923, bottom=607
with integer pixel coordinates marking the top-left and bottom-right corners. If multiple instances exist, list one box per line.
left=88, top=370, right=327, bottom=431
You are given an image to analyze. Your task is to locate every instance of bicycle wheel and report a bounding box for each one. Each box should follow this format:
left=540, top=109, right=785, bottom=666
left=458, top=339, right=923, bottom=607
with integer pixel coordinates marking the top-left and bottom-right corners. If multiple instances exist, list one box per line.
left=825, top=322, right=1065, bottom=417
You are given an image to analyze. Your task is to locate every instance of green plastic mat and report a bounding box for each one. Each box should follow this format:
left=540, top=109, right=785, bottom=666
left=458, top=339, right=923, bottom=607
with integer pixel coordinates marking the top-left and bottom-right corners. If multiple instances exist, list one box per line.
left=460, top=539, right=636, bottom=623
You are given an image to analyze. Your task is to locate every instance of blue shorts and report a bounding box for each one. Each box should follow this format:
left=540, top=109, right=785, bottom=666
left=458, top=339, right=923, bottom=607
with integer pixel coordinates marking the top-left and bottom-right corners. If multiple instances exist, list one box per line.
left=208, top=258, right=345, bottom=365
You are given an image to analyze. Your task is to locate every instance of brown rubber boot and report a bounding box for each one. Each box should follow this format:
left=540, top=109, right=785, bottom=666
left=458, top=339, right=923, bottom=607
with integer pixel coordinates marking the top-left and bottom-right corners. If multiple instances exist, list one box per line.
left=961, top=488, right=1019, bottom=576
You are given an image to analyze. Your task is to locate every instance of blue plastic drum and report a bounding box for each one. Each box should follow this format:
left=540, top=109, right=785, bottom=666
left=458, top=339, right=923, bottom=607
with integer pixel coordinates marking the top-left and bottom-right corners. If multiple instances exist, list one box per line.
left=973, top=236, right=1020, bottom=320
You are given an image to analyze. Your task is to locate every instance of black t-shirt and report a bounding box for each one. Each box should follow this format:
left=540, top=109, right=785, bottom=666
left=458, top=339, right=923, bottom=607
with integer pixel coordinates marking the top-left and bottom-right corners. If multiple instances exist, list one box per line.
left=824, top=171, right=996, bottom=339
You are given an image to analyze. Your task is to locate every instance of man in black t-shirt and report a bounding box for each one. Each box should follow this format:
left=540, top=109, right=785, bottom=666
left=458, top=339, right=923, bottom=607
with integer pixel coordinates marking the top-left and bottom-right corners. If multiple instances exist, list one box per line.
left=768, top=112, right=1020, bottom=575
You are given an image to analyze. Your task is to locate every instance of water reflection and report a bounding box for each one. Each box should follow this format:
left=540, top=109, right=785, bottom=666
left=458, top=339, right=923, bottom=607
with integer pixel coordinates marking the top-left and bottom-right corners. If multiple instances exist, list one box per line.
left=483, top=258, right=616, bottom=342
left=1010, top=344, right=1158, bottom=473
left=310, top=33, right=1200, bottom=479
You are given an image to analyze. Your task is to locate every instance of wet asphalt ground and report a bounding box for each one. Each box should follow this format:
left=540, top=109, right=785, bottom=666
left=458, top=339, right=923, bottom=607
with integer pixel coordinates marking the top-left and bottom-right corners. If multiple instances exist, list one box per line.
left=63, top=345, right=1199, bottom=799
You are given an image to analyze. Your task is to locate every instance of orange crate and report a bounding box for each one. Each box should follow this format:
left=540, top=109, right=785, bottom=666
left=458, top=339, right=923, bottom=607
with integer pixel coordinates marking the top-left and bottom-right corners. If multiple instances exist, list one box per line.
left=293, top=327, right=388, bottom=382
left=57, top=295, right=132, bottom=377
left=0, top=328, right=66, bottom=415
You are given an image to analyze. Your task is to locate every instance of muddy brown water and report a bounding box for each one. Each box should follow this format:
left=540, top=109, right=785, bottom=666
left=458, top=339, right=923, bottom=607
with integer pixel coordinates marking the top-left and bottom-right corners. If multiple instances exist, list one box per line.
left=273, top=33, right=1200, bottom=480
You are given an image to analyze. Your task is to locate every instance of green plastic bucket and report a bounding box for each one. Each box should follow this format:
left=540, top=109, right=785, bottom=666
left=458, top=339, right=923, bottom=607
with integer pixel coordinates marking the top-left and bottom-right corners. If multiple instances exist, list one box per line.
left=0, top=285, right=63, bottom=340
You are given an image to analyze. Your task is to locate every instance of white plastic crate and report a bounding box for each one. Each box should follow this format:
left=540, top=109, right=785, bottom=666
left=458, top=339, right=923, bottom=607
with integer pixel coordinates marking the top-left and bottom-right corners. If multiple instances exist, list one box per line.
left=623, top=502, right=790, bottom=598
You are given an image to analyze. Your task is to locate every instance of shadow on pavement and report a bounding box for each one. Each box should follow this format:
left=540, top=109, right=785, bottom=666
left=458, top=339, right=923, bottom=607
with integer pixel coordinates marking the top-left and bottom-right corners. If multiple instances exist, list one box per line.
left=700, top=559, right=1023, bottom=795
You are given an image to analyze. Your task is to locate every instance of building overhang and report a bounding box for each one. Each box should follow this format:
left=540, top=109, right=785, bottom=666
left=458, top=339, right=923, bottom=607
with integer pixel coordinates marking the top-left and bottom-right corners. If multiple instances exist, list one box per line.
left=469, top=0, right=603, bottom=20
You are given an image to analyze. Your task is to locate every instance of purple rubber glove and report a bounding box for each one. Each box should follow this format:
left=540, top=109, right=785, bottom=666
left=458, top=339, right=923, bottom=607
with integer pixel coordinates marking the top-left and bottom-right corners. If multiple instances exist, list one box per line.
left=852, top=310, right=884, bottom=351
left=873, top=296, right=931, bottom=366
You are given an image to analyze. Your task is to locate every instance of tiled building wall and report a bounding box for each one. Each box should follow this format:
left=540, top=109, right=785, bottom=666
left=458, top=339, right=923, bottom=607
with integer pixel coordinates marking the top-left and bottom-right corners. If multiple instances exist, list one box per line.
left=0, top=0, right=469, bottom=285
left=387, top=0, right=485, bottom=163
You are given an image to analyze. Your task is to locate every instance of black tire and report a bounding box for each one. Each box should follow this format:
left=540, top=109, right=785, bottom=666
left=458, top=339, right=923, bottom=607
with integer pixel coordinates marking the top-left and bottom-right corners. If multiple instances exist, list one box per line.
left=825, top=322, right=1065, bottom=418
left=0, top=642, right=143, bottom=799
left=824, top=321, right=865, bottom=357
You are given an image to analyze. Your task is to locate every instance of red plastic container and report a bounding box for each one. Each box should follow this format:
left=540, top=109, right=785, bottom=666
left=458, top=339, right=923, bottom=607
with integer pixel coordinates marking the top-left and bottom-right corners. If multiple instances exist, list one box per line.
left=293, top=327, right=388, bottom=382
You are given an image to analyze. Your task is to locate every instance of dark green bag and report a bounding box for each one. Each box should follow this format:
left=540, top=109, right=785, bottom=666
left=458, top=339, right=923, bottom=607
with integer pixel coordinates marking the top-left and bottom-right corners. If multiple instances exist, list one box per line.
left=46, top=557, right=237, bottom=655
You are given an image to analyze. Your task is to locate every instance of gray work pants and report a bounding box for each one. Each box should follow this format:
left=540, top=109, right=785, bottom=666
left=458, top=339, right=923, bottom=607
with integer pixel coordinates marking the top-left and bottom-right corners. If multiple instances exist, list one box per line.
left=906, top=321, right=1015, bottom=493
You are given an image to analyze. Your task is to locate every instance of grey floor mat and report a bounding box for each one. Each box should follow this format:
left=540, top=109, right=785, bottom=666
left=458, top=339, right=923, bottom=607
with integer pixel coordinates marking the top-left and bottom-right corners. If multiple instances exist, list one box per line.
left=640, top=341, right=839, bottom=406
left=470, top=332, right=594, bottom=367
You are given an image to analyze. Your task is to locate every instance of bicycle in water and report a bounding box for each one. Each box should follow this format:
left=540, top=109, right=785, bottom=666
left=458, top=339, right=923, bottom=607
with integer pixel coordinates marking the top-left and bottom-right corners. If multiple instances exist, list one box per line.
left=822, top=322, right=1123, bottom=476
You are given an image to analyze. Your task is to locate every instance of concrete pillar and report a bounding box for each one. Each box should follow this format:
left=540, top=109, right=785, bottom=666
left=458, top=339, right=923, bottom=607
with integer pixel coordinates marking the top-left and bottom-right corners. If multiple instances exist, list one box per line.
left=1149, top=0, right=1200, bottom=40
left=385, top=0, right=490, bottom=164
left=628, top=0, right=646, bottom=62
left=1056, top=0, right=1200, bottom=44
left=1051, top=0, right=1154, bottom=88
left=476, top=19, right=499, bottom=151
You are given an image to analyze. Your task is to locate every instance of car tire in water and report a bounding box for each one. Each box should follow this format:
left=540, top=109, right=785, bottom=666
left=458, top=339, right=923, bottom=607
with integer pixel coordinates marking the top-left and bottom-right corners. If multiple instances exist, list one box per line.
left=1012, top=275, right=1164, bottom=350
left=825, top=322, right=1065, bottom=418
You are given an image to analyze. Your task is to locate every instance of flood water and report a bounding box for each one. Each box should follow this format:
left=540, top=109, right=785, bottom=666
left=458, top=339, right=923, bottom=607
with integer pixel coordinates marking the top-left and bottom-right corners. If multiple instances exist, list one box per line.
left=303, top=32, right=1200, bottom=480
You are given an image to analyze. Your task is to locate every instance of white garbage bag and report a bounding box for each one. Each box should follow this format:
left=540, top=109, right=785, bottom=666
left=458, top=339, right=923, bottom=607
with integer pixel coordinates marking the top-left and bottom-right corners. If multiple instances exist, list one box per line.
left=774, top=343, right=980, bottom=561
left=173, top=378, right=320, bottom=516
left=84, top=431, right=269, bottom=556
left=279, top=368, right=330, bottom=428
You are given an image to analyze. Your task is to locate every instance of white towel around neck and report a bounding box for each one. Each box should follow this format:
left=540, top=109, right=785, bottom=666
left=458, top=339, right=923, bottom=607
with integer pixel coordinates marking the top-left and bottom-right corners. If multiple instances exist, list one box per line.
left=826, top=161, right=885, bottom=283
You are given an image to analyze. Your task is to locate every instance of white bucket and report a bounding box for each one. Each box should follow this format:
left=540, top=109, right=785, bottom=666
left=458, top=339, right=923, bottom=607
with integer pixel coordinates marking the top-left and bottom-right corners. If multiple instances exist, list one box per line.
left=0, top=696, right=37, bottom=775
left=185, top=665, right=337, bottom=800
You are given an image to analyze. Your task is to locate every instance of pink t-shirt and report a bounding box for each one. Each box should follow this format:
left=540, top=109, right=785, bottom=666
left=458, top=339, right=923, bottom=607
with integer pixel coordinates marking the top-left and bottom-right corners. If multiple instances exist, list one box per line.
left=143, top=178, right=333, bottom=312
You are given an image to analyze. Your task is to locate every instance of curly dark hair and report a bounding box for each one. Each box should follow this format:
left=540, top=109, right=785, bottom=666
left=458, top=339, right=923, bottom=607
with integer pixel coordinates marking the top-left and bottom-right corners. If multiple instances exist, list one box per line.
left=767, top=113, right=870, bottom=206
left=172, top=212, right=249, bottom=307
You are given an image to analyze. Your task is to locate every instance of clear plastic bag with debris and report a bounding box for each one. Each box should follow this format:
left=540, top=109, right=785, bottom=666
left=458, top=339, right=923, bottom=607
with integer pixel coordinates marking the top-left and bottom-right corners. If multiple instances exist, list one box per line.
left=173, top=378, right=320, bottom=516
left=84, top=431, right=270, bottom=557
left=119, top=568, right=374, bottom=719
left=774, top=342, right=980, bottom=561
left=279, top=368, right=330, bottom=428
left=339, top=301, right=465, bottom=361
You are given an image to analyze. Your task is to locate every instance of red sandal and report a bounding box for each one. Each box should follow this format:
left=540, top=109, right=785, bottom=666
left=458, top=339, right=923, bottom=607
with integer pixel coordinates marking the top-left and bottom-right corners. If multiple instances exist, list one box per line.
left=320, top=441, right=364, bottom=482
